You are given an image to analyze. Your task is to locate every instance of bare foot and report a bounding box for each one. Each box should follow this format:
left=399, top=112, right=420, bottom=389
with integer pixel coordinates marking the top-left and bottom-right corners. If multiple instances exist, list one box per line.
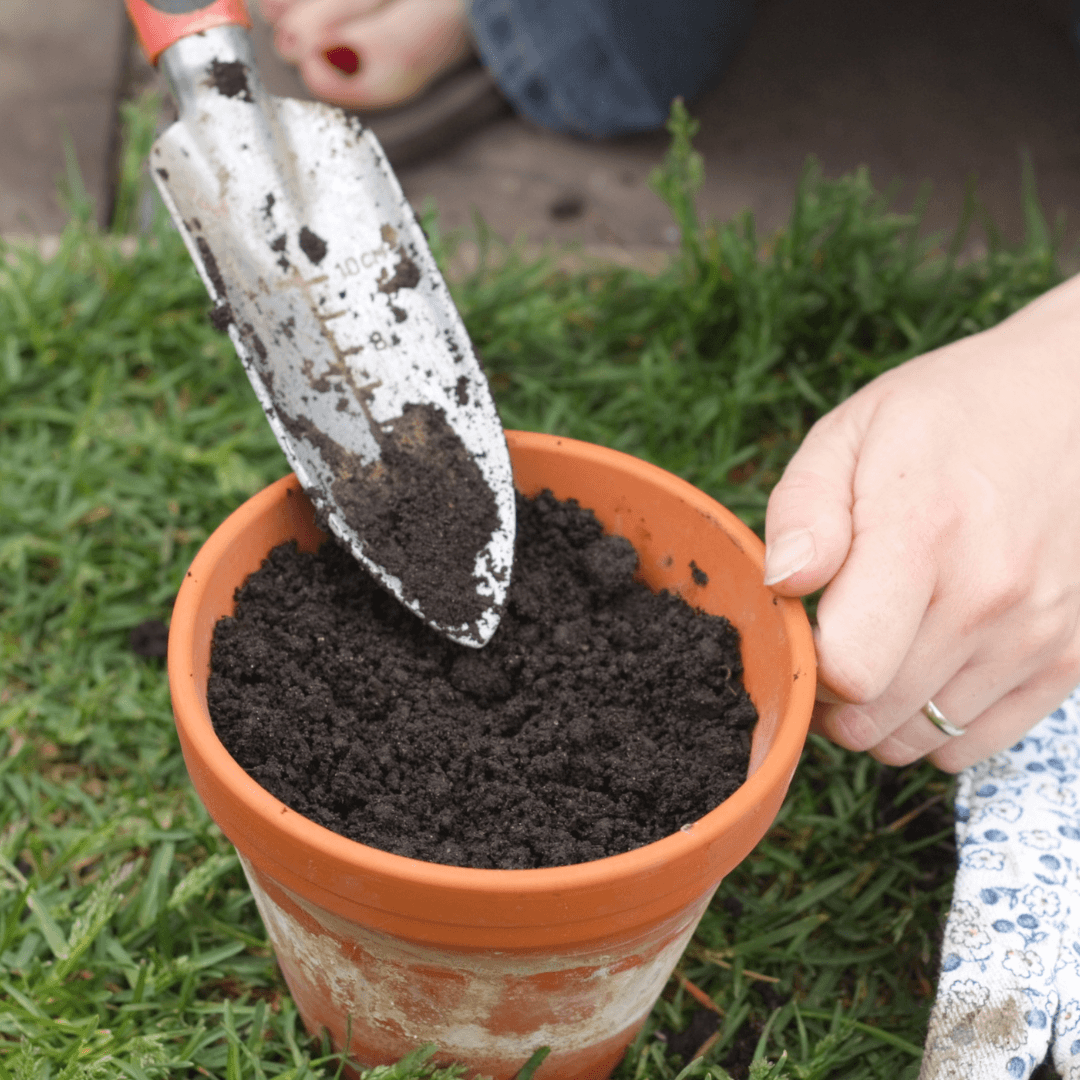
left=259, top=0, right=473, bottom=110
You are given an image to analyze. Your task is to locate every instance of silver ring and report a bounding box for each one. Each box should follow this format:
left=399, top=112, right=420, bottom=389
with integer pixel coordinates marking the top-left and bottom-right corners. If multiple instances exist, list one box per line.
left=922, top=700, right=965, bottom=738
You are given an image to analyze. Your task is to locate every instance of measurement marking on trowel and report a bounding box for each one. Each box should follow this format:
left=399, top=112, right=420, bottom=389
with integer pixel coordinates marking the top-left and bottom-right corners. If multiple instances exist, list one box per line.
left=140, top=20, right=513, bottom=646
left=335, top=247, right=392, bottom=276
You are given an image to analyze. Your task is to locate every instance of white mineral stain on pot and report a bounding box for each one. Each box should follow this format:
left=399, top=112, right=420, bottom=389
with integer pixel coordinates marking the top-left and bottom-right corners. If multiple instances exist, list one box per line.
left=239, top=854, right=712, bottom=1068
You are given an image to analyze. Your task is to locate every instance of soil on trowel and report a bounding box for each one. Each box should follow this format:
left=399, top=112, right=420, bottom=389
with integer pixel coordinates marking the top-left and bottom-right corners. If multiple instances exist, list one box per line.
left=281, top=402, right=500, bottom=634
left=207, top=490, right=756, bottom=869
left=328, top=402, right=500, bottom=634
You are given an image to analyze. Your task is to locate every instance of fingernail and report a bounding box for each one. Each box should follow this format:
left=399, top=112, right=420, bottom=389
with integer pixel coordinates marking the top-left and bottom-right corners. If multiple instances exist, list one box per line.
left=325, top=45, right=360, bottom=75
left=763, top=528, right=815, bottom=586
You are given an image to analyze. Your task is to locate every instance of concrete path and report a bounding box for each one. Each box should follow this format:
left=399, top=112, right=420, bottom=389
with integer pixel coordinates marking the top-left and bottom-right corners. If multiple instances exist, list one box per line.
left=0, top=0, right=127, bottom=233
left=4, top=0, right=1080, bottom=260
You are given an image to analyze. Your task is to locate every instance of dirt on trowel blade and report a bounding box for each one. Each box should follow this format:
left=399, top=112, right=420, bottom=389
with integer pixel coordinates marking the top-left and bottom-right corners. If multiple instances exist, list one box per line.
left=280, top=402, right=501, bottom=636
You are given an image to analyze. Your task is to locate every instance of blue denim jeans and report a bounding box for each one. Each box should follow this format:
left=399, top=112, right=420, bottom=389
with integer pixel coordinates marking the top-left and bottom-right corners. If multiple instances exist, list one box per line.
left=468, top=0, right=756, bottom=138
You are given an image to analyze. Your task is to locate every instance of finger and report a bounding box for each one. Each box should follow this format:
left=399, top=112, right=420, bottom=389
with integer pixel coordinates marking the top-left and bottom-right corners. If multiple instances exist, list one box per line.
left=294, top=0, right=471, bottom=108
left=815, top=593, right=982, bottom=762
left=927, top=644, right=1080, bottom=773
left=859, top=609, right=1080, bottom=769
left=274, top=0, right=388, bottom=59
left=865, top=644, right=1080, bottom=773
left=867, top=701, right=983, bottom=770
left=763, top=408, right=860, bottom=595
left=811, top=510, right=938, bottom=731
left=294, top=23, right=413, bottom=108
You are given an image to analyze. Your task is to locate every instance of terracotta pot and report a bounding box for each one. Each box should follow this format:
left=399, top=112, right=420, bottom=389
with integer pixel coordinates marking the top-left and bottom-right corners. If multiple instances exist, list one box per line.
left=169, top=431, right=815, bottom=1080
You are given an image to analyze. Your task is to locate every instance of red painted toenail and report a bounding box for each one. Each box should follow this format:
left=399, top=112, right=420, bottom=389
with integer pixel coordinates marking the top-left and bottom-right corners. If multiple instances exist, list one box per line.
left=325, top=46, right=360, bottom=75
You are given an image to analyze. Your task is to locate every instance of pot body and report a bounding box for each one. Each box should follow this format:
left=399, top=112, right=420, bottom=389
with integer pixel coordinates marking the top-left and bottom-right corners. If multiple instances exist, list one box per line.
left=169, top=431, right=816, bottom=1080
left=243, top=854, right=714, bottom=1080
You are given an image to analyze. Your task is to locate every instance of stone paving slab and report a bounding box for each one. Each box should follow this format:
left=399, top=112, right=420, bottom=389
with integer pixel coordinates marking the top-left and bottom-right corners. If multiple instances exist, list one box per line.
left=5, top=0, right=1080, bottom=260
left=393, top=0, right=1080, bottom=253
left=191, top=0, right=1080, bottom=257
left=0, top=0, right=127, bottom=232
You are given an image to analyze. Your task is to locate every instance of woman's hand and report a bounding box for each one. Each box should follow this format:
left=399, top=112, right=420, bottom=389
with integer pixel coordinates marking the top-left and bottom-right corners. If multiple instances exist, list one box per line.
left=764, top=273, right=1080, bottom=772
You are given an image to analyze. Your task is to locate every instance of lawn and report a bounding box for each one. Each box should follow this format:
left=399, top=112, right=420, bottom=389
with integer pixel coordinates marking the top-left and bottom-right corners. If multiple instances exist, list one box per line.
left=0, top=100, right=1066, bottom=1079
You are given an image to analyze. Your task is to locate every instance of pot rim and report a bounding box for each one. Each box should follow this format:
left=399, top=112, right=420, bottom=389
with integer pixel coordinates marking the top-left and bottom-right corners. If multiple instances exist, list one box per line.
left=169, top=430, right=815, bottom=898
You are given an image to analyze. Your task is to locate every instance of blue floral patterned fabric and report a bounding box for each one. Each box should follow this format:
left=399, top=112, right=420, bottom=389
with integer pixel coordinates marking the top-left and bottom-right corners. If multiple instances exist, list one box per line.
left=922, top=686, right=1080, bottom=1079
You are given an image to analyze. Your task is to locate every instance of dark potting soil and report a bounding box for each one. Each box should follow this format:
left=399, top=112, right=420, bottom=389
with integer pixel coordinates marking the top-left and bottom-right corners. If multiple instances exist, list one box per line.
left=207, top=491, right=756, bottom=870
left=130, top=619, right=169, bottom=658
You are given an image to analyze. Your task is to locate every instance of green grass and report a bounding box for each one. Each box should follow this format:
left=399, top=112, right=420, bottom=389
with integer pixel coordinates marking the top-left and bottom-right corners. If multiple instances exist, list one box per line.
left=0, top=96, right=1066, bottom=1078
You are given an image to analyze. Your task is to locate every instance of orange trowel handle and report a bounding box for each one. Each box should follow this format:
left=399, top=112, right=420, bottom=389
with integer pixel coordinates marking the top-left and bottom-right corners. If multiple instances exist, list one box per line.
left=126, top=0, right=252, bottom=65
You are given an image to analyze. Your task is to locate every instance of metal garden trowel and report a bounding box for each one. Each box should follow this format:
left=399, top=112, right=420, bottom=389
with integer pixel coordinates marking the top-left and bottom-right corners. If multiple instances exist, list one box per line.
left=125, top=0, right=515, bottom=647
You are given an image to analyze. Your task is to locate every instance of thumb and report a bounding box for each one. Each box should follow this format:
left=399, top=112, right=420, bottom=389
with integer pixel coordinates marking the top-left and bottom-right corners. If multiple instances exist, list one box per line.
left=763, top=411, right=860, bottom=596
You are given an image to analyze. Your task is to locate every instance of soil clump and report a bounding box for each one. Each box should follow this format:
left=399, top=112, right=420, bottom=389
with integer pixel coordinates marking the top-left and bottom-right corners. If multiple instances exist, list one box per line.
left=208, top=490, right=756, bottom=869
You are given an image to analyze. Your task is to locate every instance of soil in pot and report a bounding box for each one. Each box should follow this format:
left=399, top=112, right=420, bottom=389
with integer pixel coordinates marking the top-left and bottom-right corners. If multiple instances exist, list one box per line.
left=207, top=489, right=757, bottom=870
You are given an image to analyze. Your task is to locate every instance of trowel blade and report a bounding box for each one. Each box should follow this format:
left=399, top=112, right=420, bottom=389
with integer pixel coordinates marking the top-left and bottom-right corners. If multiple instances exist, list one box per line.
left=151, top=26, right=514, bottom=647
